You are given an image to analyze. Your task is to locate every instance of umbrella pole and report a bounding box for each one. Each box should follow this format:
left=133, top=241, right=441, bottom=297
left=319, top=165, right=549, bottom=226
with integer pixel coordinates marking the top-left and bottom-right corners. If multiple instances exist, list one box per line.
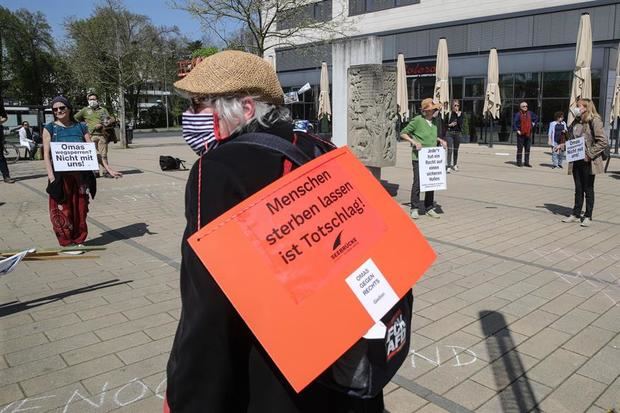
left=489, top=115, right=494, bottom=148
left=615, top=117, right=619, bottom=155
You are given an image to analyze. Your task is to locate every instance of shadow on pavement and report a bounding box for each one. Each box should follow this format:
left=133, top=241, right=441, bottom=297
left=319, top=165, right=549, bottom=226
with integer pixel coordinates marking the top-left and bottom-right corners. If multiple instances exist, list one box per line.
left=609, top=173, right=620, bottom=180
left=380, top=180, right=399, bottom=197
left=118, top=169, right=144, bottom=175
left=86, top=223, right=157, bottom=246
left=480, top=311, right=540, bottom=412
left=504, top=161, right=520, bottom=166
left=0, top=279, right=132, bottom=317
left=538, top=163, right=555, bottom=168
left=537, top=203, right=572, bottom=216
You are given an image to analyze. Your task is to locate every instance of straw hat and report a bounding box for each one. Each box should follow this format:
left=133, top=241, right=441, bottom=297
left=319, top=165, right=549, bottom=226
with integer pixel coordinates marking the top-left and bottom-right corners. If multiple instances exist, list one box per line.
left=174, top=50, right=285, bottom=105
left=421, top=98, right=441, bottom=111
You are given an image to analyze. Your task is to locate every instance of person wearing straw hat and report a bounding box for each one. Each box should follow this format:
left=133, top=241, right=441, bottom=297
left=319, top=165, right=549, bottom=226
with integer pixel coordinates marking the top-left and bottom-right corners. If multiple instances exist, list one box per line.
left=400, top=98, right=448, bottom=219
left=165, top=50, right=383, bottom=413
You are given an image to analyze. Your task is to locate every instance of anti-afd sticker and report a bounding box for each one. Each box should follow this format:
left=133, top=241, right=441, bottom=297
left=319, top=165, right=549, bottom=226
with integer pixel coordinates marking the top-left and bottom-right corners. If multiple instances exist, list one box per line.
left=239, top=160, right=386, bottom=304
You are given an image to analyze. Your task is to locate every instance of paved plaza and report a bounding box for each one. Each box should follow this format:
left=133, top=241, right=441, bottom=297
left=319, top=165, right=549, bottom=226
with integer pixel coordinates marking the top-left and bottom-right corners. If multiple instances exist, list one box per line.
left=0, top=135, right=619, bottom=413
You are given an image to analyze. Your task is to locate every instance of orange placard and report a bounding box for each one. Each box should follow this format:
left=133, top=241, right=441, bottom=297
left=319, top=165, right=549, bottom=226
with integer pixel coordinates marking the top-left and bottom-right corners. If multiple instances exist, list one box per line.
left=189, top=147, right=435, bottom=392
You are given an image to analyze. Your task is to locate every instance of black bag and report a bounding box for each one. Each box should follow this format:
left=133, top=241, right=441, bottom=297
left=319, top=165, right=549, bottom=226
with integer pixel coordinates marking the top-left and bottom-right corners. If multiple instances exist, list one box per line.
left=159, top=155, right=186, bottom=171
left=46, top=176, right=65, bottom=203
left=229, top=133, right=413, bottom=399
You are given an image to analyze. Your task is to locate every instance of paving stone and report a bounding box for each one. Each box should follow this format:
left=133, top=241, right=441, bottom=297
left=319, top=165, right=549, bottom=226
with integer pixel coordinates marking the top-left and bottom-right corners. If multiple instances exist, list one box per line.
left=592, top=306, right=620, bottom=332
left=415, top=313, right=476, bottom=341
left=594, top=377, right=620, bottom=411
left=121, top=298, right=180, bottom=321
left=508, top=309, right=559, bottom=337
left=62, top=331, right=152, bottom=366
left=143, top=321, right=177, bottom=341
left=540, top=292, right=588, bottom=315
left=527, top=348, right=588, bottom=388
left=20, top=354, right=124, bottom=397
left=116, top=336, right=173, bottom=365
left=2, top=313, right=80, bottom=341
left=384, top=387, right=428, bottom=413
left=95, top=312, right=176, bottom=341
left=0, top=355, right=66, bottom=387
left=516, top=328, right=572, bottom=360
left=577, top=345, right=620, bottom=385
left=0, top=383, right=24, bottom=406
left=45, top=313, right=128, bottom=341
left=5, top=332, right=99, bottom=367
left=411, top=403, right=449, bottom=413
left=76, top=297, right=153, bottom=321
left=562, top=325, right=616, bottom=357
left=475, top=377, right=552, bottom=413
left=538, top=374, right=607, bottom=413
left=550, top=307, right=599, bottom=335
left=499, top=294, right=549, bottom=318
left=0, top=333, right=49, bottom=355
left=442, top=379, right=495, bottom=410
left=470, top=350, right=539, bottom=390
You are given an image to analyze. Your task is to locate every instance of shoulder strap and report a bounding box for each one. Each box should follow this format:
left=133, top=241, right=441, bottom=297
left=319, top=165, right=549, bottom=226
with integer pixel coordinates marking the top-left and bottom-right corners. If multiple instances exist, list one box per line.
left=226, top=132, right=312, bottom=166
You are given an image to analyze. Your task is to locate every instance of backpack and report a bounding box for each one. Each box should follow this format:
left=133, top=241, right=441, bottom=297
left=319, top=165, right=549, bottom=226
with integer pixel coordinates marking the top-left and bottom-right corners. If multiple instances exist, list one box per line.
left=159, top=155, right=186, bottom=171
left=227, top=133, right=414, bottom=399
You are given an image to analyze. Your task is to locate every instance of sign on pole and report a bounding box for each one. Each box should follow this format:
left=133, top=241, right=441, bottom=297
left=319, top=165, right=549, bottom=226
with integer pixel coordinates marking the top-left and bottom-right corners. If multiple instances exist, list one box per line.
left=566, top=137, right=586, bottom=162
left=189, top=147, right=436, bottom=392
left=50, top=142, right=99, bottom=171
left=419, top=147, right=447, bottom=191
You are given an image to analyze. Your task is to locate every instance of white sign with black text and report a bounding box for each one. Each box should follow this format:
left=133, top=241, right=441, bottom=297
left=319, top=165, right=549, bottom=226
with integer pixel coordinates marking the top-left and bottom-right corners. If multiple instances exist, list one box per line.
left=566, top=137, right=586, bottom=162
left=419, top=147, right=447, bottom=191
left=50, top=142, right=99, bottom=171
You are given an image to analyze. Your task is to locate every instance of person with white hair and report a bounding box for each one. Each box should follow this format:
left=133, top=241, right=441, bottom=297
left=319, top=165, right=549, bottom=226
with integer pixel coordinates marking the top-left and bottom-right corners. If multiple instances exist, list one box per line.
left=165, top=51, right=383, bottom=413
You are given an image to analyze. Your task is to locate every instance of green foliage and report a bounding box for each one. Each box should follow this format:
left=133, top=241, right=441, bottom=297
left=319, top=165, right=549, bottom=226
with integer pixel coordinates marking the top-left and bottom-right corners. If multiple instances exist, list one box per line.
left=0, top=7, right=59, bottom=105
left=190, top=46, right=218, bottom=58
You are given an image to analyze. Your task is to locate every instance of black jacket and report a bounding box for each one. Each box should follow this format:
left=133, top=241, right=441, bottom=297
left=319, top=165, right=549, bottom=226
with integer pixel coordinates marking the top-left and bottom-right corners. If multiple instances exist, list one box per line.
left=166, top=121, right=383, bottom=413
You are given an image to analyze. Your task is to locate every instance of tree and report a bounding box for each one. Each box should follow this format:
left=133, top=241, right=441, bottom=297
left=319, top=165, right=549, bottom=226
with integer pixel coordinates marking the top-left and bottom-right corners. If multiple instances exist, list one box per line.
left=65, top=0, right=179, bottom=146
left=172, top=0, right=352, bottom=56
left=0, top=7, right=58, bottom=105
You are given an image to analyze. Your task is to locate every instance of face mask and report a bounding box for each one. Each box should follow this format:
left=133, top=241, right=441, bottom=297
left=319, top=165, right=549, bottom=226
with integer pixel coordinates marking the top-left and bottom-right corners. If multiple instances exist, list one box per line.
left=571, top=107, right=582, bottom=118
left=182, top=112, right=218, bottom=155
left=88, top=100, right=99, bottom=108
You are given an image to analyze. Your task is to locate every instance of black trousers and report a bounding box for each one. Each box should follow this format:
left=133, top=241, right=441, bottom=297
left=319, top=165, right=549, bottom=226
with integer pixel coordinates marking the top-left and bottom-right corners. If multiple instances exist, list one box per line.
left=0, top=138, right=10, bottom=179
left=411, top=160, right=435, bottom=211
left=516, top=135, right=531, bottom=165
left=446, top=131, right=460, bottom=167
left=572, top=160, right=596, bottom=218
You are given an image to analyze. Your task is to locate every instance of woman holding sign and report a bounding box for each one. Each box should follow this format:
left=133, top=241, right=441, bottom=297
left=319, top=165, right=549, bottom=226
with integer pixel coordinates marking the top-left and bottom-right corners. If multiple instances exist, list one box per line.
left=42, top=96, right=97, bottom=247
left=400, top=98, right=448, bottom=220
left=560, top=99, right=608, bottom=227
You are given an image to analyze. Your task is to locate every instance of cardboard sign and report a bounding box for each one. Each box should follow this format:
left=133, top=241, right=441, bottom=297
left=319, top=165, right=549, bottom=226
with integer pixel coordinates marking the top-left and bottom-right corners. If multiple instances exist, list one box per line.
left=566, top=137, right=586, bottom=162
left=188, top=147, right=436, bottom=392
left=419, top=147, right=447, bottom=191
left=50, top=142, right=99, bottom=171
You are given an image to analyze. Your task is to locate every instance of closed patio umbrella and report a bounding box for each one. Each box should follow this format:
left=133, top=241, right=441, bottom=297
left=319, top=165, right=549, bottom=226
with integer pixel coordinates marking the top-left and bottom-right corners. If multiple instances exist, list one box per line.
left=396, top=53, right=409, bottom=121
left=568, top=13, right=592, bottom=124
left=610, top=43, right=620, bottom=124
left=318, top=61, right=331, bottom=122
left=484, top=48, right=501, bottom=120
left=433, top=38, right=450, bottom=118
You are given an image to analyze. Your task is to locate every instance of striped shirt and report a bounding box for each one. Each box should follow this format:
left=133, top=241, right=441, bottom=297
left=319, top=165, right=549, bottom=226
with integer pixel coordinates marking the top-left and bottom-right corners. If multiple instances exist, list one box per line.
left=182, top=113, right=216, bottom=155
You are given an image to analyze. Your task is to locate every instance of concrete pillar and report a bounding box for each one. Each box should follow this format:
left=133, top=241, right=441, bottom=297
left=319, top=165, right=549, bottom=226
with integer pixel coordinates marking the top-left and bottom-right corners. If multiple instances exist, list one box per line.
left=331, top=36, right=383, bottom=148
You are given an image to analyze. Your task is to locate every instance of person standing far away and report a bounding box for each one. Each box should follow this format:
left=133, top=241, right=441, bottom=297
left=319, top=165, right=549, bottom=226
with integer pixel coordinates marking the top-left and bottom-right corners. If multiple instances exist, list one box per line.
left=74, top=91, right=122, bottom=178
left=548, top=111, right=568, bottom=169
left=512, top=101, right=538, bottom=167
left=18, top=121, right=39, bottom=160
left=446, top=99, right=463, bottom=172
left=0, top=97, right=15, bottom=183
left=559, top=98, right=608, bottom=227
left=400, top=98, right=448, bottom=220
left=165, top=50, right=384, bottom=413
left=42, top=96, right=97, bottom=248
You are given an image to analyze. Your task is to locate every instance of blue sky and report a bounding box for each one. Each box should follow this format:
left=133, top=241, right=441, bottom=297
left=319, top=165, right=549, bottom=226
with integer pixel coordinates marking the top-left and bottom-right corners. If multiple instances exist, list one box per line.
left=1, top=0, right=205, bottom=41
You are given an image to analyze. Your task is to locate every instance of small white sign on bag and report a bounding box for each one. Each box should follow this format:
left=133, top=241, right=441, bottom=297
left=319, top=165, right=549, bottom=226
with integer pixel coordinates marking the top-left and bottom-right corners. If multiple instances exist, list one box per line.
left=50, top=142, right=99, bottom=171
left=419, top=147, right=447, bottom=191
left=345, top=258, right=399, bottom=322
left=566, top=137, right=586, bottom=162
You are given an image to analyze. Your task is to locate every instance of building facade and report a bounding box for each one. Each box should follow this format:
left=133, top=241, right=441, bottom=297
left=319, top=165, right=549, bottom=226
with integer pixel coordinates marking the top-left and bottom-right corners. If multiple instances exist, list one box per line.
left=271, top=0, right=620, bottom=147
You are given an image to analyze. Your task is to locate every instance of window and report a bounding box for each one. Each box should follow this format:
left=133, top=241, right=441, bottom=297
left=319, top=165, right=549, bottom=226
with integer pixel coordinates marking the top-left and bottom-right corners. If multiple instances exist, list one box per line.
left=542, top=72, right=571, bottom=98
left=348, top=0, right=419, bottom=16
left=514, top=72, right=539, bottom=100
left=464, top=77, right=485, bottom=98
left=278, top=1, right=332, bottom=31
left=451, top=77, right=463, bottom=100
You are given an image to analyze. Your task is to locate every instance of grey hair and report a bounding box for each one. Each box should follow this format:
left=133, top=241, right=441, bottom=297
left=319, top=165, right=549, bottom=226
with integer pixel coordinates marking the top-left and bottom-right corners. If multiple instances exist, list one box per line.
left=213, top=96, right=290, bottom=135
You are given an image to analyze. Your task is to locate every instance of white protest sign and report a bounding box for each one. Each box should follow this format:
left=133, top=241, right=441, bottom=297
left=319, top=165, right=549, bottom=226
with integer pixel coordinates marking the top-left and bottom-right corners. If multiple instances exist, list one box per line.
left=0, top=249, right=32, bottom=276
left=50, top=142, right=99, bottom=171
left=419, top=147, right=447, bottom=191
left=566, top=137, right=586, bottom=162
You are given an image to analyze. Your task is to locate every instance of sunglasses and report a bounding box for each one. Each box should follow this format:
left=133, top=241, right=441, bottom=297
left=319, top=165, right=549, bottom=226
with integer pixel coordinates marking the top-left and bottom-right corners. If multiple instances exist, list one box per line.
left=52, top=106, right=67, bottom=113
